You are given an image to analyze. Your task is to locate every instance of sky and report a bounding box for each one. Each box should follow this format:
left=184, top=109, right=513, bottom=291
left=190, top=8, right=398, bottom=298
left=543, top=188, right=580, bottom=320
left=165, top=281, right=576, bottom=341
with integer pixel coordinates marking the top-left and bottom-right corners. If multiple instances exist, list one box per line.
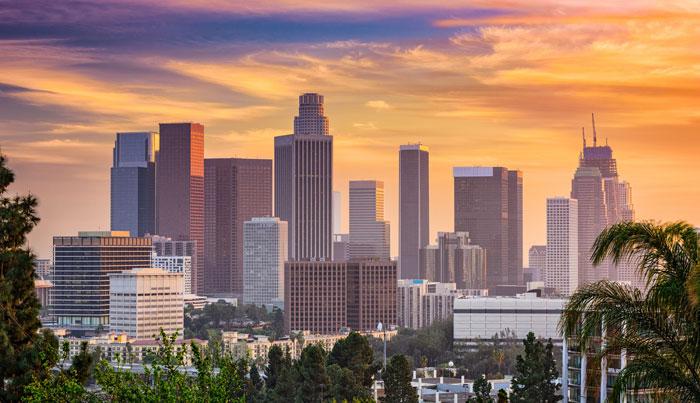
left=1, top=0, right=699, bottom=259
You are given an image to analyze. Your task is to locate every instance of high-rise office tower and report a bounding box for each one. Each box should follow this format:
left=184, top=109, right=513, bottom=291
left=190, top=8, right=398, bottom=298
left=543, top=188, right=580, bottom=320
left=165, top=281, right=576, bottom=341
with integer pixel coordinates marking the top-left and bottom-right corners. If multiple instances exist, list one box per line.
left=419, top=232, right=486, bottom=289
left=204, top=158, right=272, bottom=296
left=111, top=131, right=158, bottom=236
left=453, top=166, right=523, bottom=288
left=508, top=170, right=524, bottom=285
left=156, top=123, right=204, bottom=294
left=573, top=117, right=640, bottom=287
left=333, top=191, right=342, bottom=235
left=52, top=231, right=152, bottom=332
left=349, top=180, right=390, bottom=260
left=332, top=234, right=349, bottom=262
left=571, top=166, right=608, bottom=285
left=399, top=144, right=429, bottom=279
left=527, top=245, right=547, bottom=282
left=546, top=198, right=579, bottom=296
left=152, top=255, right=192, bottom=294
left=243, top=217, right=288, bottom=307
left=274, top=93, right=333, bottom=261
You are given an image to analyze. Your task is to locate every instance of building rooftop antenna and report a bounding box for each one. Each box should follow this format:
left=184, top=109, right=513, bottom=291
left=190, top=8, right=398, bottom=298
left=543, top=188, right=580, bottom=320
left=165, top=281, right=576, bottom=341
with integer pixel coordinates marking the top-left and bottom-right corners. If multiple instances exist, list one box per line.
left=591, top=113, right=598, bottom=147
left=582, top=127, right=586, bottom=149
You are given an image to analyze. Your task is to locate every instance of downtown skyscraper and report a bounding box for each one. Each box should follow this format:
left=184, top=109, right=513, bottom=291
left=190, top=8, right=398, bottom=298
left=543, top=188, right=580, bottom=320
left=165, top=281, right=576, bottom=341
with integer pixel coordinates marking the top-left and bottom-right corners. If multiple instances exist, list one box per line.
left=274, top=93, right=333, bottom=261
left=156, top=123, right=205, bottom=294
left=572, top=116, right=639, bottom=288
left=204, top=158, right=272, bottom=296
left=546, top=197, right=578, bottom=296
left=110, top=132, right=158, bottom=237
left=349, top=180, right=390, bottom=260
left=453, top=166, right=524, bottom=288
left=399, top=144, right=429, bottom=279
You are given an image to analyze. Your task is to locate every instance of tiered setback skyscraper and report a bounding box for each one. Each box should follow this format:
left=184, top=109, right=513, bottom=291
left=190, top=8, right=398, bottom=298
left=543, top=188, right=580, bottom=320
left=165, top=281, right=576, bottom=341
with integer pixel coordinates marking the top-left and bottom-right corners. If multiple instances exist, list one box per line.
left=573, top=123, right=639, bottom=288
left=156, top=123, right=204, bottom=294
left=204, top=158, right=272, bottom=296
left=52, top=231, right=152, bottom=331
left=399, top=144, right=429, bottom=279
left=453, top=167, right=523, bottom=288
left=243, top=217, right=288, bottom=307
left=275, top=93, right=333, bottom=261
left=419, top=232, right=486, bottom=289
left=284, top=260, right=397, bottom=334
left=109, top=268, right=184, bottom=340
left=546, top=198, right=579, bottom=296
left=349, top=180, right=390, bottom=260
left=110, top=132, right=158, bottom=236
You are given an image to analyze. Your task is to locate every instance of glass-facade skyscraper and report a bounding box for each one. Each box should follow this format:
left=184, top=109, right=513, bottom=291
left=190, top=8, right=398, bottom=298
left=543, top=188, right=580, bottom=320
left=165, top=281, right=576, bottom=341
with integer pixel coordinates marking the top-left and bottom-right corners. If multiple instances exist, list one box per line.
left=110, top=131, right=158, bottom=237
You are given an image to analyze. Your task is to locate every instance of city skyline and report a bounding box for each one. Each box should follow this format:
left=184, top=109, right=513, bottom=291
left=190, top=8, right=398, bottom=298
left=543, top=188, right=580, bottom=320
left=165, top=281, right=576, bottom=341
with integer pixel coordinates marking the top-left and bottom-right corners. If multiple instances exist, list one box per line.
left=2, top=2, right=699, bottom=259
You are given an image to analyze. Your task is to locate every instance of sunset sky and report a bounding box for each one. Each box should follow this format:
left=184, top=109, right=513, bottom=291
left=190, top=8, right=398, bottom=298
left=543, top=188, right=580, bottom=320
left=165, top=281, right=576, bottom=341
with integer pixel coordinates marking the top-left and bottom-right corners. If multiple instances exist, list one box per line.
left=2, top=0, right=699, bottom=259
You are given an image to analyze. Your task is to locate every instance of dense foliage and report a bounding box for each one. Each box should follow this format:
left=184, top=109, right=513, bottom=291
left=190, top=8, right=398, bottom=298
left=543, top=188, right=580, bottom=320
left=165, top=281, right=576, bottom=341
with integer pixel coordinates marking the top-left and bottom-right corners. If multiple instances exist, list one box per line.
left=0, top=153, right=43, bottom=401
left=184, top=301, right=284, bottom=340
left=561, top=221, right=700, bottom=400
left=382, top=354, right=417, bottom=403
left=509, top=332, right=560, bottom=402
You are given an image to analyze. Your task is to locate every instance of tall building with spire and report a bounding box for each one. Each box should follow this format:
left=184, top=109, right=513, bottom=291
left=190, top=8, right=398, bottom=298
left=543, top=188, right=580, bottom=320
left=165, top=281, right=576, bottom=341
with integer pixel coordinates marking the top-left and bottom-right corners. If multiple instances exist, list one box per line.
left=572, top=115, right=641, bottom=288
left=274, top=93, right=333, bottom=261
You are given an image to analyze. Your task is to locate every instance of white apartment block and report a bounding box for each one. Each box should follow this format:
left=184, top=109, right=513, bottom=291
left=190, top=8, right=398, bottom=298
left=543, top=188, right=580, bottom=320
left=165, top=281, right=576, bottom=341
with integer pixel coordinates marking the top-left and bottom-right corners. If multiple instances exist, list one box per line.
left=152, top=254, right=192, bottom=294
left=109, top=268, right=184, bottom=340
left=398, top=279, right=466, bottom=329
left=453, top=293, right=566, bottom=343
left=546, top=197, right=579, bottom=296
left=243, top=217, right=288, bottom=307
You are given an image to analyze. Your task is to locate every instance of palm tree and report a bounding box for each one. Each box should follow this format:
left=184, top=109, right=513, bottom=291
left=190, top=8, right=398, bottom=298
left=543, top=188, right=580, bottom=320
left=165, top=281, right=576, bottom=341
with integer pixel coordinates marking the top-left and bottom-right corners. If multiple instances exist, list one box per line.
left=560, top=221, right=700, bottom=401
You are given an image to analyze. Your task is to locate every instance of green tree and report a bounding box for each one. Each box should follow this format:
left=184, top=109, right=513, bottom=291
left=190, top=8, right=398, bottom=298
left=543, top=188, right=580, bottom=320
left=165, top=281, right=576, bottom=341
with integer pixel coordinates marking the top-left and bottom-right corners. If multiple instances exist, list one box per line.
left=561, top=221, right=700, bottom=400
left=509, top=332, right=560, bottom=402
left=71, top=341, right=96, bottom=385
left=382, top=354, right=417, bottom=403
left=268, top=348, right=297, bottom=403
left=472, top=375, right=492, bottom=402
left=295, top=344, right=330, bottom=402
left=497, top=389, right=508, bottom=403
left=328, top=331, right=378, bottom=396
left=0, top=153, right=43, bottom=400
left=265, top=344, right=287, bottom=390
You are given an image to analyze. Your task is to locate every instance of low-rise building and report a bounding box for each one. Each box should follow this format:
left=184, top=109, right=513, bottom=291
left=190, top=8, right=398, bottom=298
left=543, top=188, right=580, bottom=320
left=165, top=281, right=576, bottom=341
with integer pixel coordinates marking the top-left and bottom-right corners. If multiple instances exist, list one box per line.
left=398, top=280, right=489, bottom=329
left=453, top=292, right=566, bottom=351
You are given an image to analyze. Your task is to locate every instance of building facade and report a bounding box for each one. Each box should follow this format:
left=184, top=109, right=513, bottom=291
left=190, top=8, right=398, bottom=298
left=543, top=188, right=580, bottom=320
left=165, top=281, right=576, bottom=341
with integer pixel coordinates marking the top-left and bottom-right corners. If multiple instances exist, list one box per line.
left=528, top=245, right=547, bottom=274
left=349, top=180, right=390, bottom=260
left=34, top=258, right=53, bottom=278
left=109, top=268, right=184, bottom=340
left=274, top=93, right=333, bottom=261
left=152, top=255, right=192, bottom=294
left=242, top=217, right=288, bottom=307
left=110, top=131, right=158, bottom=237
left=453, top=293, right=565, bottom=345
left=52, top=231, right=152, bottom=331
left=151, top=235, right=196, bottom=294
left=453, top=166, right=523, bottom=288
left=284, top=260, right=397, bottom=334
left=546, top=198, right=579, bottom=296
left=204, top=158, right=272, bottom=296
left=419, top=232, right=486, bottom=289
left=398, top=280, right=463, bottom=329
left=333, top=190, right=342, bottom=235
left=399, top=144, right=429, bottom=279
left=156, top=122, right=204, bottom=294
left=332, top=233, right=349, bottom=262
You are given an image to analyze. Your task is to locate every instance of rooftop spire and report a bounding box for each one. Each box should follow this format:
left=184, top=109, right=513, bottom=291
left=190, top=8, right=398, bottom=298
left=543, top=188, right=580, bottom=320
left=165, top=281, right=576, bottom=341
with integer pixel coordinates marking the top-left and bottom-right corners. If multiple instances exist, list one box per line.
left=582, top=127, right=586, bottom=149
left=591, top=112, right=598, bottom=147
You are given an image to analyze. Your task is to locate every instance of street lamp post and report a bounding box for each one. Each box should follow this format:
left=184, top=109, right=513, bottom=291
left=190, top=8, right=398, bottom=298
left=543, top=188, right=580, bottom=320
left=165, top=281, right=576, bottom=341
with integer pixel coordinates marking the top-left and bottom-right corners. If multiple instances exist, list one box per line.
left=377, top=322, right=386, bottom=369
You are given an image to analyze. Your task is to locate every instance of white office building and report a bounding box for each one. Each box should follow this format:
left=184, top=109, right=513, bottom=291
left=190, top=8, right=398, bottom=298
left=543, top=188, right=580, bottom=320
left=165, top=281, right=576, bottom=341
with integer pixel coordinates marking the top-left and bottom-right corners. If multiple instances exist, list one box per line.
left=546, top=197, right=579, bottom=296
left=243, top=217, right=288, bottom=307
left=398, top=280, right=474, bottom=329
left=109, top=268, right=184, bottom=340
left=453, top=293, right=566, bottom=344
left=152, top=254, right=192, bottom=294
